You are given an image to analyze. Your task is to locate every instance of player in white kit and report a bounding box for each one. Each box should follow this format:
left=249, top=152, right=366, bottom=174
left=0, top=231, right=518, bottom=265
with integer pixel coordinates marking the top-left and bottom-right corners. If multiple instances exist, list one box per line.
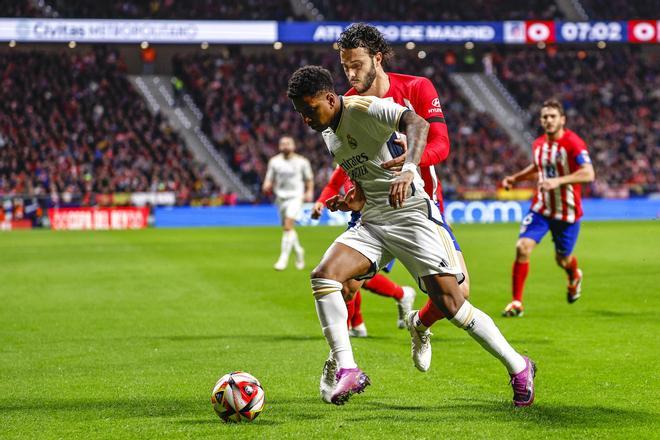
left=287, top=66, right=536, bottom=407
left=262, top=136, right=314, bottom=271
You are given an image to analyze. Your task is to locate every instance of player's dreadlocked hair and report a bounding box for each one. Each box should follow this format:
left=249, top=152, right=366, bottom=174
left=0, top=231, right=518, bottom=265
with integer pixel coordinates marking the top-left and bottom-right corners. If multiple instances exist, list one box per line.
left=337, top=23, right=393, bottom=62
left=287, top=66, right=335, bottom=99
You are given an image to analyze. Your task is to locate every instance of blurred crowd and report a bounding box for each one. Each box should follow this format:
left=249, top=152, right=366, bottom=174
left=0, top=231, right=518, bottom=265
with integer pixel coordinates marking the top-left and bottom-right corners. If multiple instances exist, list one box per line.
left=495, top=46, right=659, bottom=196
left=315, top=0, right=563, bottom=21
left=580, top=0, right=657, bottom=19
left=7, top=0, right=656, bottom=20
left=0, top=48, right=225, bottom=206
left=174, top=48, right=529, bottom=201
left=2, top=0, right=304, bottom=20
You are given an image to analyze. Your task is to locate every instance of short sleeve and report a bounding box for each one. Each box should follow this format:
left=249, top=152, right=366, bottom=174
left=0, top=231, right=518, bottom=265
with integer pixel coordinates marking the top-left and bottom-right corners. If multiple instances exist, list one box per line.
left=367, top=97, right=408, bottom=132
left=569, top=133, right=591, bottom=166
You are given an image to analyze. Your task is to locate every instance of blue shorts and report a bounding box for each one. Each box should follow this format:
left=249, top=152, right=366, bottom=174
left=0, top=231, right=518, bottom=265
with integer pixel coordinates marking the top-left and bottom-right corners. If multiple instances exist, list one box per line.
left=439, top=211, right=462, bottom=252
left=519, top=211, right=580, bottom=256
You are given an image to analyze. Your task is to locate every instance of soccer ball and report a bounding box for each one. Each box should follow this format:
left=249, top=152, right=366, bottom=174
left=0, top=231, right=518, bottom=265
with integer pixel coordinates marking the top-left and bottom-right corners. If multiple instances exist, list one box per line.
left=211, top=371, right=265, bottom=423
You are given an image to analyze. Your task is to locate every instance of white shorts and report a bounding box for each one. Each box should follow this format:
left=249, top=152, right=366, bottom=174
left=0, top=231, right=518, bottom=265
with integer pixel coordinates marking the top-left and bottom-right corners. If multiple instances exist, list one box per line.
left=276, top=197, right=303, bottom=222
left=335, top=201, right=464, bottom=291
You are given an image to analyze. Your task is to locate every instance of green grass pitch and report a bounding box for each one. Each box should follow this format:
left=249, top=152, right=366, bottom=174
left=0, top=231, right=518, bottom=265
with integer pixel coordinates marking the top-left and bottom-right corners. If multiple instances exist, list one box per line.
left=1, top=221, right=658, bottom=439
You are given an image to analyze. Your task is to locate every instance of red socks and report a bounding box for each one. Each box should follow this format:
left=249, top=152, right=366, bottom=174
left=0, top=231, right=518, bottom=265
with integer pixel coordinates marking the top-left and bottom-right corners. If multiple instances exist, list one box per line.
left=345, top=295, right=355, bottom=328
left=512, top=261, right=530, bottom=302
left=345, top=290, right=364, bottom=328
left=565, top=256, right=578, bottom=278
left=417, top=299, right=445, bottom=327
left=363, top=274, right=404, bottom=301
left=351, top=290, right=364, bottom=327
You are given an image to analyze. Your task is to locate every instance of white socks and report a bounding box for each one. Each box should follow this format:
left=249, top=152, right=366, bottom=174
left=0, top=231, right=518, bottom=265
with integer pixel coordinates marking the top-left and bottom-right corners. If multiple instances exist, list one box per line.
left=289, top=229, right=304, bottom=256
left=280, top=230, right=303, bottom=260
left=279, top=230, right=294, bottom=261
left=312, top=278, right=357, bottom=369
left=450, top=300, right=526, bottom=374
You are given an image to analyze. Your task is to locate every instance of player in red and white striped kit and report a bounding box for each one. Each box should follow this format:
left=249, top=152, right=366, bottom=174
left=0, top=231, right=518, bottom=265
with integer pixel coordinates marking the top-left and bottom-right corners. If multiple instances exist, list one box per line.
left=501, top=99, right=595, bottom=317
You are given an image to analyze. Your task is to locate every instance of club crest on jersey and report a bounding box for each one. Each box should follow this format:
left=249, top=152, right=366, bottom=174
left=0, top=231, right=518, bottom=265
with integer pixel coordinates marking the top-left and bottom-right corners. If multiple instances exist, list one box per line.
left=346, top=134, right=358, bottom=149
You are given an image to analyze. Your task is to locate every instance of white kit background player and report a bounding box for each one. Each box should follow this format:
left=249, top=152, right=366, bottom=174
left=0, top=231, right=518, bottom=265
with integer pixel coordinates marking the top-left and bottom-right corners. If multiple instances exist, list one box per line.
left=287, top=65, right=536, bottom=407
left=262, top=135, right=314, bottom=271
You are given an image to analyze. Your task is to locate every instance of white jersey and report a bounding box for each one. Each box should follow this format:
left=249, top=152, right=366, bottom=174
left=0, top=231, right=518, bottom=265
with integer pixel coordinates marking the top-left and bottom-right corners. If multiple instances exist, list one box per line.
left=322, top=95, right=430, bottom=224
left=264, top=153, right=313, bottom=200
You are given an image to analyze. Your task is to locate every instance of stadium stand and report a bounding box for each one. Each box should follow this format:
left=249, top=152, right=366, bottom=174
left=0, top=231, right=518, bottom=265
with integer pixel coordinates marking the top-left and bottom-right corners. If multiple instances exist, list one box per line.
left=579, top=0, right=658, bottom=20
left=494, top=46, right=659, bottom=197
left=313, top=0, right=564, bottom=21
left=3, top=0, right=305, bottom=20
left=0, top=47, right=224, bottom=206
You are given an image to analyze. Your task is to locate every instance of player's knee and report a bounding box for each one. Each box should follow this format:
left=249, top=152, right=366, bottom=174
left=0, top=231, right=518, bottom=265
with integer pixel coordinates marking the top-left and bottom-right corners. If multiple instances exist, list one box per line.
left=460, top=277, right=470, bottom=300
left=310, top=265, right=339, bottom=282
left=310, top=277, right=343, bottom=298
left=555, top=253, right=569, bottom=267
left=341, top=283, right=357, bottom=301
left=310, top=266, right=327, bottom=280
left=516, top=240, right=533, bottom=260
left=425, top=276, right=463, bottom=316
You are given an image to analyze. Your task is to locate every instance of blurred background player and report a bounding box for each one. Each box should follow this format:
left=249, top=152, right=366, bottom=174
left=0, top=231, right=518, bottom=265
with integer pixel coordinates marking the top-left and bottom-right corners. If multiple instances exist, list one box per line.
left=262, top=135, right=314, bottom=271
left=312, top=174, right=416, bottom=336
left=288, top=65, right=535, bottom=407
left=335, top=22, right=470, bottom=373
left=501, top=99, right=595, bottom=317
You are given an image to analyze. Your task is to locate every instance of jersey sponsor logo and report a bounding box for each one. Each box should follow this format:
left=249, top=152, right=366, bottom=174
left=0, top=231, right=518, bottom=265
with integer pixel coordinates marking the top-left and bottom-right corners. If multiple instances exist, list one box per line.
left=346, top=134, right=358, bottom=149
left=428, top=97, right=443, bottom=114
left=338, top=153, right=369, bottom=172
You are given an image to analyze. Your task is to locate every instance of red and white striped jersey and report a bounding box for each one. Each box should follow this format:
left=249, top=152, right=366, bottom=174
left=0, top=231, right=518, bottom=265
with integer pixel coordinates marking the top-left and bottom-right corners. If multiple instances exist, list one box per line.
left=531, top=129, right=591, bottom=223
left=345, top=72, right=450, bottom=211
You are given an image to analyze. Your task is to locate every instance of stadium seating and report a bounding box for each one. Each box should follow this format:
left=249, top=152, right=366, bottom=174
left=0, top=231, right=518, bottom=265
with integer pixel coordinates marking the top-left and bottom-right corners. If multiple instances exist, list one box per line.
left=0, top=48, right=223, bottom=206
left=313, top=0, right=563, bottom=21
left=494, top=46, right=659, bottom=196
left=579, top=0, right=657, bottom=19
left=5, top=0, right=305, bottom=20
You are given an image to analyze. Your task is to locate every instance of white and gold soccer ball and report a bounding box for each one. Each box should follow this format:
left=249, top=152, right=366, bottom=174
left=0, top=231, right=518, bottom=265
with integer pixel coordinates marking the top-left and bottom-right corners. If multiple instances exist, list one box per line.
left=211, top=371, right=265, bottom=423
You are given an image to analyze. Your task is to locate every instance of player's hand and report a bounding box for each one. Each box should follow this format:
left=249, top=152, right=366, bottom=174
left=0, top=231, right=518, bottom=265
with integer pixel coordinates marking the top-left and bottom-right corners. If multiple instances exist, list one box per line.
left=325, top=185, right=365, bottom=212
left=304, top=190, right=313, bottom=203
left=310, top=201, right=324, bottom=219
left=262, top=182, right=272, bottom=195
left=538, top=177, right=560, bottom=191
left=381, top=138, right=408, bottom=171
left=501, top=176, right=515, bottom=190
left=346, top=183, right=366, bottom=212
left=389, top=171, right=414, bottom=208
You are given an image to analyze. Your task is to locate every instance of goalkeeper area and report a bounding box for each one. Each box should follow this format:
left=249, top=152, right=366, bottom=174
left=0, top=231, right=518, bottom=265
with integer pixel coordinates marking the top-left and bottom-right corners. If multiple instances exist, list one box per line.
left=1, top=221, right=658, bottom=439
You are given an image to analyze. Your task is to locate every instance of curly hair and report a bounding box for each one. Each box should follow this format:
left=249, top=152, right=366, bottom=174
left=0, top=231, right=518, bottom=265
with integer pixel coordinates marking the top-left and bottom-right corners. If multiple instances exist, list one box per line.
left=337, top=22, right=393, bottom=62
left=287, top=65, right=335, bottom=99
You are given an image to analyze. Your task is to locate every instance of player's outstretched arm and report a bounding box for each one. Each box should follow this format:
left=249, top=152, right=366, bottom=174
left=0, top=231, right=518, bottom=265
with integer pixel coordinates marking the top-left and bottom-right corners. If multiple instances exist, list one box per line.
left=312, top=167, right=350, bottom=219
left=262, top=160, right=274, bottom=194
left=502, top=164, right=537, bottom=190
